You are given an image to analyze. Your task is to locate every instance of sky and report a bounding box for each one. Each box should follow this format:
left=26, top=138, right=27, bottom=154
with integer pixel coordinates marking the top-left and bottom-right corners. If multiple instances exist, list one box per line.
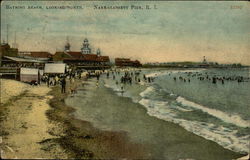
left=1, top=1, right=250, bottom=65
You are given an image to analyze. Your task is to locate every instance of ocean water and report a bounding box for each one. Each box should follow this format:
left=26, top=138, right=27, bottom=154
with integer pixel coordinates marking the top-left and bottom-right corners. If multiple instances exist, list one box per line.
left=103, top=68, right=250, bottom=154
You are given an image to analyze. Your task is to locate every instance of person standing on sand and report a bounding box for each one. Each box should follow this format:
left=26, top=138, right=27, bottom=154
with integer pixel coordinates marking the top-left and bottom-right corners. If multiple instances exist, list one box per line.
left=121, top=85, right=124, bottom=96
left=55, top=75, right=59, bottom=85
left=46, top=75, right=49, bottom=87
left=61, top=77, right=66, bottom=93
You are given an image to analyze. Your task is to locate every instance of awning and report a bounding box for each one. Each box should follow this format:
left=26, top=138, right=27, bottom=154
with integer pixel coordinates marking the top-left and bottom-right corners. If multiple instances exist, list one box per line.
left=44, top=63, right=66, bottom=74
left=20, top=68, right=39, bottom=75
left=4, top=56, right=45, bottom=63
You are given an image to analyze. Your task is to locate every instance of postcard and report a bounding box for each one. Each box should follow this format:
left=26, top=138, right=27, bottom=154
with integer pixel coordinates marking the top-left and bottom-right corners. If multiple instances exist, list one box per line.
left=0, top=0, right=249, bottom=159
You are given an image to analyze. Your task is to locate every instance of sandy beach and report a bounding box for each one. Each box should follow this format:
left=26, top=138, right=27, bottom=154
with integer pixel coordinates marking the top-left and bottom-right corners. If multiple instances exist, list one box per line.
left=0, top=76, right=248, bottom=159
left=0, top=78, right=146, bottom=159
left=0, top=79, right=67, bottom=159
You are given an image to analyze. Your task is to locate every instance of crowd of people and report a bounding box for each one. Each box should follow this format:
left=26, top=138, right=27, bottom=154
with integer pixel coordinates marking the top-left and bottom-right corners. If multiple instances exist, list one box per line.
left=101, top=69, right=155, bottom=94
left=24, top=68, right=250, bottom=96
left=40, top=70, right=88, bottom=94
left=170, top=71, right=249, bottom=85
left=112, top=70, right=154, bottom=84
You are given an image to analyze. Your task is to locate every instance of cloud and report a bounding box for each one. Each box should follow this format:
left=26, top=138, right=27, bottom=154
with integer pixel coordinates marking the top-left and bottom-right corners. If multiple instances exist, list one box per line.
left=1, top=1, right=250, bottom=65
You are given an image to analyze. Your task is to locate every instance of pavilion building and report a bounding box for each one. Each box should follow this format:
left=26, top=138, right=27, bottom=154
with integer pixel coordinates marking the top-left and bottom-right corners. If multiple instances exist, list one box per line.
left=53, top=38, right=110, bottom=70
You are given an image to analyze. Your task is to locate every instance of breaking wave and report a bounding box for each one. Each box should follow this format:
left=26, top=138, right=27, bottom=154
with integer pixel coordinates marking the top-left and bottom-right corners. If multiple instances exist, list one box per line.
left=138, top=86, right=249, bottom=153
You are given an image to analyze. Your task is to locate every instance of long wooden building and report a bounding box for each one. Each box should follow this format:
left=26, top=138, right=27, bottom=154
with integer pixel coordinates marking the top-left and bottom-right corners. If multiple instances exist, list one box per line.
left=53, top=38, right=111, bottom=70
left=115, top=58, right=142, bottom=67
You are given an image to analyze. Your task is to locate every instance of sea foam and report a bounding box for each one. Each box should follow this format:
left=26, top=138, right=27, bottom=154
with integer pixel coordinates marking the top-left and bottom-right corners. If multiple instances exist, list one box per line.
left=104, top=70, right=250, bottom=154
left=176, top=96, right=250, bottom=128
left=138, top=86, right=249, bottom=153
left=138, top=96, right=249, bottom=153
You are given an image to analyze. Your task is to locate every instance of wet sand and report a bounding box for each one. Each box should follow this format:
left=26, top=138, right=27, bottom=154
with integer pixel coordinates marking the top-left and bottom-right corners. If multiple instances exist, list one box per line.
left=47, top=79, right=147, bottom=159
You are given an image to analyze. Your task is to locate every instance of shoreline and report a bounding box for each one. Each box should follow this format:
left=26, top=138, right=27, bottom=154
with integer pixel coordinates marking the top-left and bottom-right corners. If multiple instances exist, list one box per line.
left=62, top=76, right=246, bottom=160
left=46, top=78, right=148, bottom=159
left=0, top=74, right=248, bottom=159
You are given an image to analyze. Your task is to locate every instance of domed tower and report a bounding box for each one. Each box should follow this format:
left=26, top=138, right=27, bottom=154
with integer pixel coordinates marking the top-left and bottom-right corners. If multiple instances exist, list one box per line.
left=203, top=56, right=207, bottom=64
left=64, top=43, right=70, bottom=52
left=64, top=36, right=70, bottom=52
left=96, top=48, right=101, bottom=56
left=81, top=38, right=91, bottom=54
